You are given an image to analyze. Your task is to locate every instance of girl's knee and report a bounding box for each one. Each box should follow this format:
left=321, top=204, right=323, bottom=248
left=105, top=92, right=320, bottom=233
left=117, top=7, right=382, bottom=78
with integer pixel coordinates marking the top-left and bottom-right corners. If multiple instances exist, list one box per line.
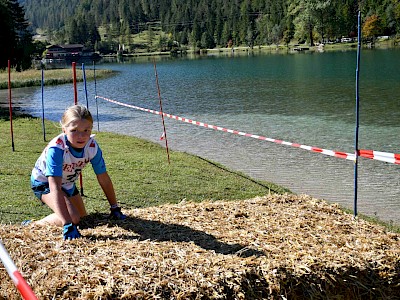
left=69, top=195, right=87, bottom=217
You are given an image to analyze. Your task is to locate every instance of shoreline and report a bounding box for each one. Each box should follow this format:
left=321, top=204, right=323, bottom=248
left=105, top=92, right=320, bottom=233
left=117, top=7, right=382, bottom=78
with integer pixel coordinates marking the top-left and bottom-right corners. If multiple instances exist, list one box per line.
left=0, top=68, right=116, bottom=90
left=109, top=38, right=399, bottom=58
left=1, top=40, right=398, bottom=90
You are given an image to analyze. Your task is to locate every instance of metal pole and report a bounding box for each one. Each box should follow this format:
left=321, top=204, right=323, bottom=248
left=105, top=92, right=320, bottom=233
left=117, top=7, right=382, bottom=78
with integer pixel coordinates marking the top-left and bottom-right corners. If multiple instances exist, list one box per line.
left=93, top=61, right=100, bottom=131
left=354, top=11, right=362, bottom=217
left=41, top=63, right=46, bottom=141
left=72, top=62, right=78, bottom=105
left=72, top=62, right=84, bottom=196
left=82, top=63, right=89, bottom=108
left=153, top=59, right=171, bottom=165
left=7, top=60, right=15, bottom=152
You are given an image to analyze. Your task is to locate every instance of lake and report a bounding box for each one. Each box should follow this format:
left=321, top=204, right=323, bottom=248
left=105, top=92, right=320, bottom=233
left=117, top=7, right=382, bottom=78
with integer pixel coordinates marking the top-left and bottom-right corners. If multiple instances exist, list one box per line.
left=3, top=48, right=400, bottom=225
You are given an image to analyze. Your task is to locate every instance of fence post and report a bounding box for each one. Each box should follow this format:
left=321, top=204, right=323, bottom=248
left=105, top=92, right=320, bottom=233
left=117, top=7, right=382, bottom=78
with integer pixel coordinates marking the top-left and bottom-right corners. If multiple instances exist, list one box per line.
left=0, top=241, right=38, bottom=300
left=8, top=60, right=15, bottom=152
left=353, top=11, right=362, bottom=218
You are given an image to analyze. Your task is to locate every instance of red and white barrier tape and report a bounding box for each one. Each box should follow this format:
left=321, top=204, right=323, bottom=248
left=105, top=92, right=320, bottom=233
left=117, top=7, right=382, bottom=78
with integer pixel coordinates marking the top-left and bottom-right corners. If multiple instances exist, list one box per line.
left=95, top=96, right=399, bottom=165
left=359, top=149, right=400, bottom=165
left=0, top=241, right=38, bottom=300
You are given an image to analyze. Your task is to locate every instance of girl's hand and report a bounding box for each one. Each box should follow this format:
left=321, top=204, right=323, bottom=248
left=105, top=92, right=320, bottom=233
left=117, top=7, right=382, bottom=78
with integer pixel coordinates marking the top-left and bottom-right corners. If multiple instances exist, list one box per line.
left=109, top=206, right=127, bottom=220
left=63, top=223, right=82, bottom=240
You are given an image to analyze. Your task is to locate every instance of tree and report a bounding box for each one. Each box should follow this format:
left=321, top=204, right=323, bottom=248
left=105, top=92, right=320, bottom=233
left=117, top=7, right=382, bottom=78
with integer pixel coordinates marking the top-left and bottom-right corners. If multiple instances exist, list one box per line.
left=313, top=0, right=333, bottom=43
left=32, top=40, right=48, bottom=58
left=271, top=23, right=283, bottom=46
left=0, top=0, right=33, bottom=70
left=289, top=0, right=332, bottom=45
left=147, top=24, right=155, bottom=50
left=200, top=31, right=214, bottom=49
left=68, top=19, right=81, bottom=43
left=283, top=29, right=293, bottom=46
left=221, top=21, right=231, bottom=47
left=0, top=0, right=14, bottom=68
left=255, top=15, right=270, bottom=45
left=238, top=0, right=250, bottom=45
left=87, top=16, right=101, bottom=47
left=362, top=14, right=383, bottom=40
left=67, top=15, right=101, bottom=48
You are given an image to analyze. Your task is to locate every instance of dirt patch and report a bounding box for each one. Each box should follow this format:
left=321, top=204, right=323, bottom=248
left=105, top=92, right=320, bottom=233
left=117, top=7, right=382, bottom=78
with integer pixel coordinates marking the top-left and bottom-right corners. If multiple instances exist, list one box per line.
left=1, top=194, right=399, bottom=299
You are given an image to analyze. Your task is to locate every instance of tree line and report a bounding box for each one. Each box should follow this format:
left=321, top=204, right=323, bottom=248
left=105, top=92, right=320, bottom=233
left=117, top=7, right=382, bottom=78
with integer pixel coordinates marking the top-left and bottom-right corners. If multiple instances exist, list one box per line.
left=22, top=0, right=400, bottom=52
left=3, top=0, right=400, bottom=70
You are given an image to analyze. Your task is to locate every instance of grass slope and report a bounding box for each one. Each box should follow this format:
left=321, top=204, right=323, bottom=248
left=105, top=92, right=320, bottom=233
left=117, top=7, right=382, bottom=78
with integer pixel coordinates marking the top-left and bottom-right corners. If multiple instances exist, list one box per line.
left=0, top=110, right=287, bottom=224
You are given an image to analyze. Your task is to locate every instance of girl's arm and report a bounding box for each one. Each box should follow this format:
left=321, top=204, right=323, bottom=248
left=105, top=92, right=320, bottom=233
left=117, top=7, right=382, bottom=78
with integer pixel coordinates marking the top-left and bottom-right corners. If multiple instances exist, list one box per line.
left=96, top=172, right=126, bottom=220
left=96, top=172, right=117, bottom=206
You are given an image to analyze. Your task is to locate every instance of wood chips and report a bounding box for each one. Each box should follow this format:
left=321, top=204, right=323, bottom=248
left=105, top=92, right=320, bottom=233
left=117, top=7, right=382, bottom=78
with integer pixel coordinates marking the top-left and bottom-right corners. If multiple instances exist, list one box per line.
left=1, top=194, right=399, bottom=299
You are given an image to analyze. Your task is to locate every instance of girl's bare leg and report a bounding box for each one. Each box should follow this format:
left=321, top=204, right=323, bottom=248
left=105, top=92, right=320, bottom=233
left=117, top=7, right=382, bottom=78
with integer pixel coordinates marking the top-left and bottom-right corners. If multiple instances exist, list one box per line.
left=36, top=194, right=82, bottom=227
left=69, top=193, right=88, bottom=217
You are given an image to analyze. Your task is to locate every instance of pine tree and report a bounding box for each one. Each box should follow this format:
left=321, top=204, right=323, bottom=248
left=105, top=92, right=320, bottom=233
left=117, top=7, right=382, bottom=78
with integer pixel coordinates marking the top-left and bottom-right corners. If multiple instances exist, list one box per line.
left=0, top=0, right=14, bottom=69
left=0, top=0, right=33, bottom=70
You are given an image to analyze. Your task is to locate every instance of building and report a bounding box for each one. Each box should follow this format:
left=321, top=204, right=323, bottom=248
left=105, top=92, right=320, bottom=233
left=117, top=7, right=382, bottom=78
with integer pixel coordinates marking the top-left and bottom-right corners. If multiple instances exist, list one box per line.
left=45, top=44, right=84, bottom=60
left=41, top=44, right=101, bottom=67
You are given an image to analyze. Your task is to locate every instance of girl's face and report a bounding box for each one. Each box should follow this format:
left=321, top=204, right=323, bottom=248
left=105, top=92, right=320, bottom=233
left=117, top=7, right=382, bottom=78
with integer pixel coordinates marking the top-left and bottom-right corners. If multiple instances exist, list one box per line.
left=63, top=119, right=93, bottom=149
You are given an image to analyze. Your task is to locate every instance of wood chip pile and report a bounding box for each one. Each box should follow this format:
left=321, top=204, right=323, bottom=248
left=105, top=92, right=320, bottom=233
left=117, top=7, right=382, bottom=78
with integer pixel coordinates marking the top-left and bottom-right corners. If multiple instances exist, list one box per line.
left=1, top=194, right=399, bottom=299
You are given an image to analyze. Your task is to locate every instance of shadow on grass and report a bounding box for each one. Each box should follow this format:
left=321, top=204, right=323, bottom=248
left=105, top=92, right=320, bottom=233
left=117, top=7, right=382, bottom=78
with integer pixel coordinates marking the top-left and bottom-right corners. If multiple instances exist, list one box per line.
left=196, top=156, right=291, bottom=194
left=81, top=212, right=265, bottom=258
left=0, top=106, right=32, bottom=120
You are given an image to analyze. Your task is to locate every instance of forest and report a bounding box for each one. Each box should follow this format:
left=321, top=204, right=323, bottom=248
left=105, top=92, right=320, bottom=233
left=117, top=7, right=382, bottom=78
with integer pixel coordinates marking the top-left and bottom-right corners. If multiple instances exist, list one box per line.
left=3, top=0, right=400, bottom=69
left=1, top=0, right=34, bottom=70
left=21, top=0, right=400, bottom=50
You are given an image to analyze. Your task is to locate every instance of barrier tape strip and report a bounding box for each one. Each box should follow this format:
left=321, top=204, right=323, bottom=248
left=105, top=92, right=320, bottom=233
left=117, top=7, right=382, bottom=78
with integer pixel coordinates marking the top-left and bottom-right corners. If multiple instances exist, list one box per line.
left=0, top=241, right=38, bottom=300
left=359, top=149, right=400, bottom=165
left=95, top=96, right=399, bottom=165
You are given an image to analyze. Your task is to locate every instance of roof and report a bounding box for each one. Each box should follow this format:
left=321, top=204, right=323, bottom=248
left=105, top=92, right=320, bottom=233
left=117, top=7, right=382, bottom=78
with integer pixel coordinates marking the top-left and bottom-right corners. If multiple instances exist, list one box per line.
left=47, top=44, right=84, bottom=50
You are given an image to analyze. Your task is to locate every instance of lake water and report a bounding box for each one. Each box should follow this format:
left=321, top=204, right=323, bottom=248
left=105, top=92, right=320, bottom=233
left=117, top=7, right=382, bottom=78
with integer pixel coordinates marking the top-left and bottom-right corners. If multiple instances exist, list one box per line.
left=3, top=48, right=400, bottom=225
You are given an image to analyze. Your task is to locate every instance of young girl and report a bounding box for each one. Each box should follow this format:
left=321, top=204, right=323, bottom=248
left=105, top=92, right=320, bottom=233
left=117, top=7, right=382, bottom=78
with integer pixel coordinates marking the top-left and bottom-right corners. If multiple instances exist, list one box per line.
left=30, top=105, right=126, bottom=240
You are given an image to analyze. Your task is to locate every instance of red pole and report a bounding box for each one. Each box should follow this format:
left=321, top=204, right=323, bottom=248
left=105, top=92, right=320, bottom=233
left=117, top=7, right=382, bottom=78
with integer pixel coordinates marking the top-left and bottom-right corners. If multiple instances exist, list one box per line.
left=0, top=241, right=38, bottom=300
left=8, top=60, right=15, bottom=152
left=72, top=62, right=84, bottom=195
left=153, top=59, right=170, bottom=165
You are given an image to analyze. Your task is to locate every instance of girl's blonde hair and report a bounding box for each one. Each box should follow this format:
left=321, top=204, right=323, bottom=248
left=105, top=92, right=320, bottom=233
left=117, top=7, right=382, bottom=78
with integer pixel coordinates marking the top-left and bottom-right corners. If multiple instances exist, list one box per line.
left=61, top=105, right=93, bottom=128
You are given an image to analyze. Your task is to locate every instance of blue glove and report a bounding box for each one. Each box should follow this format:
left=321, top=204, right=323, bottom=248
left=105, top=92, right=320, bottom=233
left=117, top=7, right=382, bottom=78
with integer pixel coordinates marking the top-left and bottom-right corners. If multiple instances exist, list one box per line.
left=63, top=223, right=81, bottom=240
left=109, top=206, right=127, bottom=220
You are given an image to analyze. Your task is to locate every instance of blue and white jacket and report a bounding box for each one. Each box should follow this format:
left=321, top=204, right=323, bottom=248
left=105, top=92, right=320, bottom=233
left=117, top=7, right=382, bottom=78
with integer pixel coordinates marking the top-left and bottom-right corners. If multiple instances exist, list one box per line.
left=31, top=133, right=106, bottom=193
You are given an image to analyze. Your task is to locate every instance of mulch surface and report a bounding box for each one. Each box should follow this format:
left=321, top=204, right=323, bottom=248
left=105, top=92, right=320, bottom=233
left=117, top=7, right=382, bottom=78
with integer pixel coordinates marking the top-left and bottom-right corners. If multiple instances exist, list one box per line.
left=1, top=194, right=399, bottom=299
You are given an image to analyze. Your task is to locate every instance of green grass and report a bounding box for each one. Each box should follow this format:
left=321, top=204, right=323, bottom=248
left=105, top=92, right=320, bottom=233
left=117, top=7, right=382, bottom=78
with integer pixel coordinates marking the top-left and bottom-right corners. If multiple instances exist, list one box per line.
left=0, top=109, right=289, bottom=224
left=0, top=68, right=115, bottom=89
